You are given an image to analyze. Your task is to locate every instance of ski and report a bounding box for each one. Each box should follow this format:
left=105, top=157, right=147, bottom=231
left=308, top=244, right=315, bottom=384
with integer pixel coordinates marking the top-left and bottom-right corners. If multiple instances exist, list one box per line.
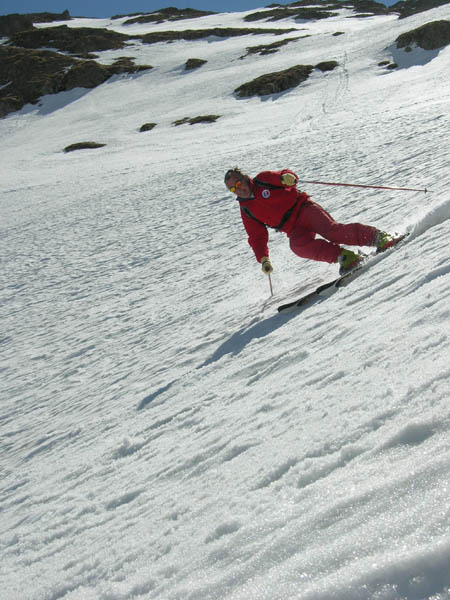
left=277, top=233, right=409, bottom=314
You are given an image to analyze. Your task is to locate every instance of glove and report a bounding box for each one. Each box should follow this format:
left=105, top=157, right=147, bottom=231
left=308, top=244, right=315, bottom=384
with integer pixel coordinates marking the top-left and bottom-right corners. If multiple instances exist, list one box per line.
left=261, top=256, right=273, bottom=275
left=281, top=172, right=297, bottom=187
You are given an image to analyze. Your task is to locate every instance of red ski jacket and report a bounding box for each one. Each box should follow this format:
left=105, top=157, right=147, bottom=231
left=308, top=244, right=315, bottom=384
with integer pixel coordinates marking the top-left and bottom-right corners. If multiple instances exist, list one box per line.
left=237, top=169, right=309, bottom=262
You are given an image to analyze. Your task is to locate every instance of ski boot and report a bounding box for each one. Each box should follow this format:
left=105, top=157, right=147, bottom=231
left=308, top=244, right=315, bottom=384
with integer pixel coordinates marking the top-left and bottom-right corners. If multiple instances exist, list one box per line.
left=375, top=231, right=402, bottom=253
left=338, top=248, right=364, bottom=275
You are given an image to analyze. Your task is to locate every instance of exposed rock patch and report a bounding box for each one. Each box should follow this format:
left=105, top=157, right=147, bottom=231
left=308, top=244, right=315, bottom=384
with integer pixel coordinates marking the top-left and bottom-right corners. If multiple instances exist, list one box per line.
left=244, top=7, right=338, bottom=22
left=140, top=27, right=296, bottom=45
left=27, top=10, right=71, bottom=23
left=0, top=46, right=76, bottom=117
left=258, top=0, right=393, bottom=19
left=0, top=45, right=152, bottom=118
left=378, top=59, right=397, bottom=70
left=108, top=57, right=153, bottom=75
left=173, top=115, right=220, bottom=126
left=234, top=60, right=338, bottom=97
left=396, top=20, right=450, bottom=50
left=140, top=123, right=157, bottom=132
left=348, top=0, right=393, bottom=14
left=315, top=60, right=338, bottom=71
left=378, top=59, right=398, bottom=69
left=392, top=0, right=450, bottom=19
left=9, top=25, right=132, bottom=54
left=6, top=23, right=297, bottom=53
left=64, top=142, right=106, bottom=152
left=185, top=58, right=207, bottom=70
left=240, top=36, right=304, bottom=58
left=0, top=14, right=34, bottom=36
left=63, top=60, right=111, bottom=89
left=121, top=8, right=215, bottom=25
left=234, top=64, right=314, bottom=97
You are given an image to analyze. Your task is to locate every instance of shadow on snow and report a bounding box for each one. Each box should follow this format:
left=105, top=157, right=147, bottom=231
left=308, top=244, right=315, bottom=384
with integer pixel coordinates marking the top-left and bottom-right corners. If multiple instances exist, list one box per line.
left=201, top=311, right=296, bottom=367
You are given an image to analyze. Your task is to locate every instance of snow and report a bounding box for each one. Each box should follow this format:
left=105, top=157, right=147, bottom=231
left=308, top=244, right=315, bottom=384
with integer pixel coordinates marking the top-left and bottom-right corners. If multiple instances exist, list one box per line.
left=1, top=3, right=450, bottom=600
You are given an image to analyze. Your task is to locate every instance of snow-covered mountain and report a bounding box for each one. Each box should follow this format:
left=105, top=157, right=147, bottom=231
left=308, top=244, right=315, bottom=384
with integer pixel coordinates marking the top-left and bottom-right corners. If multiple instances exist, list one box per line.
left=2, top=3, right=450, bottom=599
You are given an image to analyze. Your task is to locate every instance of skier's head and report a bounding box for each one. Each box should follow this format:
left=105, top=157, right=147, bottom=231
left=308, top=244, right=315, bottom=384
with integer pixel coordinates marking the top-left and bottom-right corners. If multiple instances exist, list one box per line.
left=224, top=168, right=252, bottom=199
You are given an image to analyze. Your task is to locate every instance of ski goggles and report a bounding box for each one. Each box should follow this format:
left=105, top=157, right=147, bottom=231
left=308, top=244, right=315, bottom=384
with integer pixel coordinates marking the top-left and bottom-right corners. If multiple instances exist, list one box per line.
left=229, top=180, right=242, bottom=194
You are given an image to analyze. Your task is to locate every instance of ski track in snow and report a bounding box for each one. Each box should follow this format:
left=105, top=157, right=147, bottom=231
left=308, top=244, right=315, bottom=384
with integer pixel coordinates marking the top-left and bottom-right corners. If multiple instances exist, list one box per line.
left=1, top=4, right=450, bottom=600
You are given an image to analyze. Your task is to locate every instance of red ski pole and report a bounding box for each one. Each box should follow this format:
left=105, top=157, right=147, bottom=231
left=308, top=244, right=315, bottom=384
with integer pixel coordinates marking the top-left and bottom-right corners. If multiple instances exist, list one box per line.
left=302, top=180, right=428, bottom=193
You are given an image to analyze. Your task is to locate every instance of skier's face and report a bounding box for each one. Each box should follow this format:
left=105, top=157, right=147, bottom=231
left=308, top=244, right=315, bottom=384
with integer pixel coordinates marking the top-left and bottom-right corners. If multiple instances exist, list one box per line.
left=226, top=175, right=251, bottom=199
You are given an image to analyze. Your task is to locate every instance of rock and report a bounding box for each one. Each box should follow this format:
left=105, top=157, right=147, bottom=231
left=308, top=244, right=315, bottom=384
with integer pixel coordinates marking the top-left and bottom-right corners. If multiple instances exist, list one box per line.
left=0, top=45, right=152, bottom=118
left=140, top=123, right=157, bottom=132
left=173, top=115, right=220, bottom=126
left=0, top=14, right=34, bottom=36
left=27, top=10, right=71, bottom=23
left=122, top=7, right=215, bottom=25
left=64, top=60, right=110, bottom=89
left=0, top=46, right=75, bottom=107
left=64, top=142, right=106, bottom=152
left=234, top=65, right=314, bottom=97
left=241, top=36, right=303, bottom=58
left=0, top=95, right=24, bottom=118
left=392, top=0, right=450, bottom=19
left=140, top=27, right=296, bottom=45
left=9, top=25, right=131, bottom=54
left=185, top=58, right=207, bottom=70
left=244, top=7, right=338, bottom=22
left=108, top=57, right=153, bottom=75
left=315, top=60, right=338, bottom=72
left=396, top=20, right=450, bottom=51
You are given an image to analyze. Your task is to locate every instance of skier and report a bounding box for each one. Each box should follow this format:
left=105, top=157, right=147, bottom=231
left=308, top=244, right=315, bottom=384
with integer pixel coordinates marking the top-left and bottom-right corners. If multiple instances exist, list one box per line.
left=224, top=167, right=398, bottom=276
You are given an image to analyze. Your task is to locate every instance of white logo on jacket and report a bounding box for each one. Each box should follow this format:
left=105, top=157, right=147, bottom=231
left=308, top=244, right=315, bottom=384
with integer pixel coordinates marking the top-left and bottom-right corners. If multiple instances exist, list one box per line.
left=262, top=189, right=271, bottom=198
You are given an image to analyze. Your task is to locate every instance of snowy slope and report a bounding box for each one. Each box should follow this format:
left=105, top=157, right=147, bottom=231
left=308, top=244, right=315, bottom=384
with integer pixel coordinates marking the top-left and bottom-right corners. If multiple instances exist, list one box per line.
left=1, top=4, right=450, bottom=599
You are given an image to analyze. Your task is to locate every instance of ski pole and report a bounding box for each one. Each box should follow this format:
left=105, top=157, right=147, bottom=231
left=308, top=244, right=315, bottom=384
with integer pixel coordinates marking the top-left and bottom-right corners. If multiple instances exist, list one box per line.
left=301, top=180, right=428, bottom=193
left=268, top=273, right=274, bottom=297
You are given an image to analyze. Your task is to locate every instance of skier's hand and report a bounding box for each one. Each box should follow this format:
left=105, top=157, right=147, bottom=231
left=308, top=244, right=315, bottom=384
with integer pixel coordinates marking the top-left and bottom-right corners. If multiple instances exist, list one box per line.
left=261, top=256, right=273, bottom=275
left=281, top=173, right=297, bottom=186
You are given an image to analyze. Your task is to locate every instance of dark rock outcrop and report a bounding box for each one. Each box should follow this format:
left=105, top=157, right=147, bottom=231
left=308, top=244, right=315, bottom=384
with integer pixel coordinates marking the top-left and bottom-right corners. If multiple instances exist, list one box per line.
left=0, top=46, right=75, bottom=116
left=140, top=27, right=296, bottom=44
left=108, top=57, right=153, bottom=75
left=7, top=23, right=297, bottom=53
left=9, top=25, right=132, bottom=54
left=234, top=59, right=338, bottom=98
left=347, top=0, right=392, bottom=15
left=0, top=45, right=152, bottom=118
left=63, top=60, right=111, bottom=89
left=64, top=142, right=106, bottom=152
left=27, top=10, right=71, bottom=23
left=391, top=0, right=450, bottom=19
left=140, top=123, right=157, bottom=132
left=185, top=58, right=207, bottom=70
left=173, top=115, right=220, bottom=125
left=241, top=36, right=304, bottom=58
left=396, top=19, right=450, bottom=49
left=0, top=14, right=34, bottom=36
left=244, top=7, right=338, bottom=22
left=234, top=64, right=314, bottom=97
left=244, top=1, right=391, bottom=22
left=122, top=7, right=215, bottom=25
left=315, top=60, right=338, bottom=71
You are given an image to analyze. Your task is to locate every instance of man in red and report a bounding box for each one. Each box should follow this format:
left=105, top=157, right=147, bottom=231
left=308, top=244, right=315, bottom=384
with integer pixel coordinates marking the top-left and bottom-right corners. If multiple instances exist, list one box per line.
left=224, top=167, right=396, bottom=275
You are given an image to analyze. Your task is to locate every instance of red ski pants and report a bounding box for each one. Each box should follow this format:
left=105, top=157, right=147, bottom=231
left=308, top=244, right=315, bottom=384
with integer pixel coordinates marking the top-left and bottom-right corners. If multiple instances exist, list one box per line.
left=288, top=201, right=378, bottom=263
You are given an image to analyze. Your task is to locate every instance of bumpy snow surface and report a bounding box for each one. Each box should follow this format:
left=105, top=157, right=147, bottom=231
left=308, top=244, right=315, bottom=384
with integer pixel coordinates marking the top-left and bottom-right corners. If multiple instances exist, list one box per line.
left=2, top=4, right=450, bottom=599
